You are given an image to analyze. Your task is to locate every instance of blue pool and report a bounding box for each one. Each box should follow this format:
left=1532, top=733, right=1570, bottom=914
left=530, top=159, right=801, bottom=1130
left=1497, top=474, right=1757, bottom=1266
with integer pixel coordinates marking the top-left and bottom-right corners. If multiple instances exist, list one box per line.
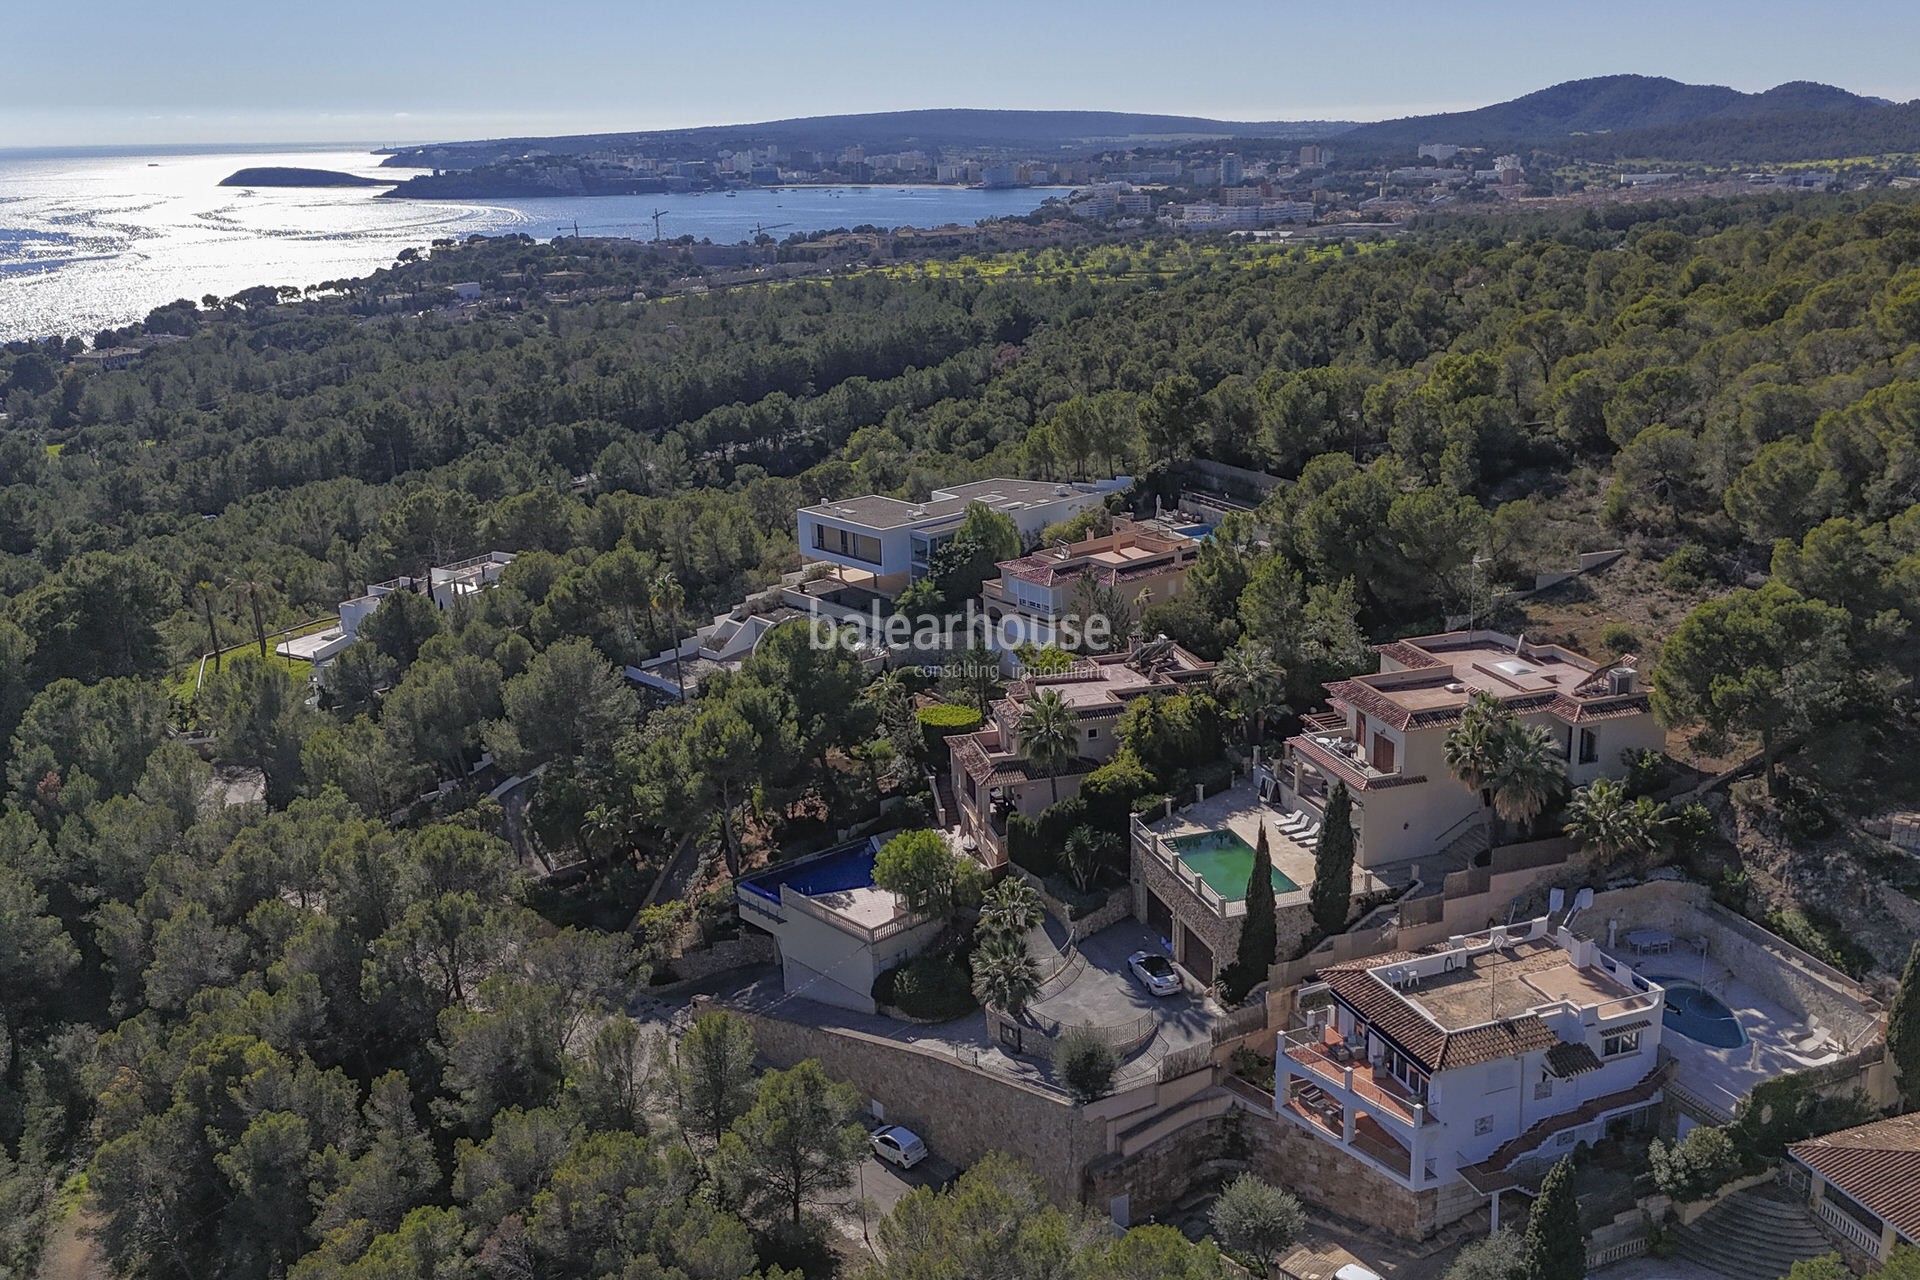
left=738, top=839, right=878, bottom=904
left=1171, top=523, right=1216, bottom=541
left=1659, top=980, right=1746, bottom=1048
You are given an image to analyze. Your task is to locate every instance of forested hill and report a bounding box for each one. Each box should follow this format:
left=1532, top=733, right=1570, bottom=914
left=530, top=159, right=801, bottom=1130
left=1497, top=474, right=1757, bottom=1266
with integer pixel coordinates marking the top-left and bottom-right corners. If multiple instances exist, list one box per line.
left=1322, top=74, right=1904, bottom=158
left=3, top=193, right=1920, bottom=1278
left=381, top=108, right=1351, bottom=168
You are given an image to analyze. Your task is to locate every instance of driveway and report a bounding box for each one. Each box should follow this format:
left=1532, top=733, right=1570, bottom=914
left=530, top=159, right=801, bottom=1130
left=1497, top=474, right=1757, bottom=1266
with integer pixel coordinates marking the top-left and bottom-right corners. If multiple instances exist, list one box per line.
left=817, top=1131, right=959, bottom=1256
left=1028, top=917, right=1218, bottom=1059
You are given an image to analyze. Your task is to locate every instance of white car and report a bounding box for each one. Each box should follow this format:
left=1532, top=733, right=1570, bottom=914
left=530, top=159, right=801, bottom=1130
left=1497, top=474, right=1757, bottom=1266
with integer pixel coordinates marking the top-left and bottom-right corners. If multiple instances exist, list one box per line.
left=1128, top=950, right=1182, bottom=996
left=870, top=1125, right=928, bottom=1170
left=1333, top=1265, right=1384, bottom=1280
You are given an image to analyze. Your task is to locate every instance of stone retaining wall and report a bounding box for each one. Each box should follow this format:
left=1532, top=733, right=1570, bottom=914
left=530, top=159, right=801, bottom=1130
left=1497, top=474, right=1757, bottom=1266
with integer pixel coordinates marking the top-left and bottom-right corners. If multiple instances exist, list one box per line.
left=730, top=1004, right=1104, bottom=1205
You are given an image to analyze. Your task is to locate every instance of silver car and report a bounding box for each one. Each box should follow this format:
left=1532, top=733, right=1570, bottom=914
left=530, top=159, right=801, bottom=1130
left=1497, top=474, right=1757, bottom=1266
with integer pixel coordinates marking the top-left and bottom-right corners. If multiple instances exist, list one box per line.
left=1128, top=950, right=1182, bottom=996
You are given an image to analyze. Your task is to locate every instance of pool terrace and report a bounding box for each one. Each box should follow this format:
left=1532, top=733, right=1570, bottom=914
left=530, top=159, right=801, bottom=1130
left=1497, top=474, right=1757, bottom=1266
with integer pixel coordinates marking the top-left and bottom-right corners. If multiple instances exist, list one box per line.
left=736, top=837, right=918, bottom=941
left=1575, top=888, right=1891, bottom=1124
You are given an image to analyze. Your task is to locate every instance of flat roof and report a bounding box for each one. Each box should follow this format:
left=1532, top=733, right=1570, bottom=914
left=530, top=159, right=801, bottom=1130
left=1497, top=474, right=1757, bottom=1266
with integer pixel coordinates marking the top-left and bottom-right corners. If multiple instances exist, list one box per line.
left=801, top=478, right=1092, bottom=531
left=1400, top=940, right=1644, bottom=1030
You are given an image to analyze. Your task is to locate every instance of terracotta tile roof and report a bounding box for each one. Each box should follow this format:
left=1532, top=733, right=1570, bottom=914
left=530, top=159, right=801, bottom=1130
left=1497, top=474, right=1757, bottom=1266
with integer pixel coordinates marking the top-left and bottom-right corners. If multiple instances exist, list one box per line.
left=1321, top=679, right=1648, bottom=733
left=1374, top=640, right=1448, bottom=671
left=1605, top=1019, right=1653, bottom=1035
left=1791, top=1112, right=1920, bottom=1242
left=1544, top=1041, right=1603, bottom=1078
left=1316, top=968, right=1560, bottom=1073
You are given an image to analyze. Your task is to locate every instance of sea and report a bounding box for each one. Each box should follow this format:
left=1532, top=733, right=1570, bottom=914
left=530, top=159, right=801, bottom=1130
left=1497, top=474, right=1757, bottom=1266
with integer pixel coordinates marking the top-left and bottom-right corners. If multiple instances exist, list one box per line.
left=0, top=144, right=1066, bottom=342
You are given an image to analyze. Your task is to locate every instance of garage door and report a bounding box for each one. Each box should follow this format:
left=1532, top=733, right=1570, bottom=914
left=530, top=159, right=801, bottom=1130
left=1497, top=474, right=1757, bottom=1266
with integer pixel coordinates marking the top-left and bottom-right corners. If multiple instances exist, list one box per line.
left=1180, top=925, right=1214, bottom=984
left=1146, top=890, right=1173, bottom=943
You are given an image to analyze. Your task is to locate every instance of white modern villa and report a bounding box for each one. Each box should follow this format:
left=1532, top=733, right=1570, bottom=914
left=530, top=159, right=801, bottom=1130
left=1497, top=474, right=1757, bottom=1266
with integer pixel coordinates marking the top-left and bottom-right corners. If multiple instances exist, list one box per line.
left=1261, top=630, right=1665, bottom=868
left=1281, top=915, right=1669, bottom=1224
left=796, top=477, right=1127, bottom=598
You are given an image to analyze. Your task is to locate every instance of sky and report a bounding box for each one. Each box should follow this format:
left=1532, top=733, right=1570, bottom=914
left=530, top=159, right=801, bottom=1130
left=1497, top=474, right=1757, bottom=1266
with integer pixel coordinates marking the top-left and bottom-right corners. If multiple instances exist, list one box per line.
left=6, top=0, right=1920, bottom=148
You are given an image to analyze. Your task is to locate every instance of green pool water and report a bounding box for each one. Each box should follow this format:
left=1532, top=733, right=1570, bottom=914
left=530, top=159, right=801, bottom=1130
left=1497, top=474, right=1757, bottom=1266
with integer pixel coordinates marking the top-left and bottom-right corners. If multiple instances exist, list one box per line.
left=1168, top=830, right=1299, bottom=899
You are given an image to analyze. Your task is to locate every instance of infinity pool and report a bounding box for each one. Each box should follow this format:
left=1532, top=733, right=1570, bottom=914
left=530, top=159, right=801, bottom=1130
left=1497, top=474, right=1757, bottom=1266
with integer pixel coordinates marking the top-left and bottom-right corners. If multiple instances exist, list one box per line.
left=1658, top=979, right=1747, bottom=1049
left=1169, top=830, right=1298, bottom=899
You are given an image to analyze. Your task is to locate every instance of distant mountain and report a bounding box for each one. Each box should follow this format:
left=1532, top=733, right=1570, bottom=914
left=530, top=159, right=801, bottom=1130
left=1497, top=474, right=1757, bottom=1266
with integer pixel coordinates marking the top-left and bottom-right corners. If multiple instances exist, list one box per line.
left=381, top=109, right=1351, bottom=169
left=1325, top=75, right=1895, bottom=154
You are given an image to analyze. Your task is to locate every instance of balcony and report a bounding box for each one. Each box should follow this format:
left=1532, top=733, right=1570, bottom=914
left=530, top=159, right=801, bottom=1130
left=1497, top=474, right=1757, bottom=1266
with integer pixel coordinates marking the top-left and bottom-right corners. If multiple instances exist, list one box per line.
left=1286, top=731, right=1423, bottom=793
left=1280, top=1086, right=1414, bottom=1180
left=1281, top=1026, right=1433, bottom=1131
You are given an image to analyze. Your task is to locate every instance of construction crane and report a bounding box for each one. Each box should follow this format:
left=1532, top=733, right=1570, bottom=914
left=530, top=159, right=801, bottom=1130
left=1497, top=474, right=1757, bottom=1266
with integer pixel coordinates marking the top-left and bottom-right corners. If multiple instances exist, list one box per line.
left=749, top=221, right=792, bottom=239
left=647, top=209, right=668, bottom=242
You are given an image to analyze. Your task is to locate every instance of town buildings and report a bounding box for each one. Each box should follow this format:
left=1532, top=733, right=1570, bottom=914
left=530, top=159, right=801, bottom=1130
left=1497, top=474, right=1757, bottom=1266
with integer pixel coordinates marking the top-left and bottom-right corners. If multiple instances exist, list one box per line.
left=1281, top=916, right=1668, bottom=1219
left=1262, top=630, right=1664, bottom=869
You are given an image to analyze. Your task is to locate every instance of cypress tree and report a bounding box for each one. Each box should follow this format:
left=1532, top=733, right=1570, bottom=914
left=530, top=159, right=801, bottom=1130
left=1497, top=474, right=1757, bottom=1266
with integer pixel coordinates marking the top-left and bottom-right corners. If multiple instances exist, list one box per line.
left=1225, top=826, right=1277, bottom=1003
left=1522, top=1157, right=1585, bottom=1280
left=1311, top=782, right=1355, bottom=936
left=1889, top=942, right=1920, bottom=1110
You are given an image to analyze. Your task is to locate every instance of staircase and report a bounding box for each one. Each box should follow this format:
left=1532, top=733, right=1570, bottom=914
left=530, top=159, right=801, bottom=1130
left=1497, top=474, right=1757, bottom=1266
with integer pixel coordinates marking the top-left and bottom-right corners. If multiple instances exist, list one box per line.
left=1670, top=1186, right=1834, bottom=1280
left=1458, top=1063, right=1670, bottom=1194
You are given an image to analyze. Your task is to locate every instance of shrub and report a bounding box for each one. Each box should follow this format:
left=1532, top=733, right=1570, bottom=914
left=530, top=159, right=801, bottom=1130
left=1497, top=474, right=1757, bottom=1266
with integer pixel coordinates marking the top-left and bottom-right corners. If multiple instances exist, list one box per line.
left=1658, top=542, right=1718, bottom=589
left=1444, top=1229, right=1525, bottom=1280
left=1055, top=1025, right=1118, bottom=1103
left=1209, top=1174, right=1305, bottom=1267
left=1649, top=1125, right=1739, bottom=1201
left=1599, top=621, right=1639, bottom=655
left=876, top=954, right=977, bottom=1020
left=916, top=702, right=983, bottom=756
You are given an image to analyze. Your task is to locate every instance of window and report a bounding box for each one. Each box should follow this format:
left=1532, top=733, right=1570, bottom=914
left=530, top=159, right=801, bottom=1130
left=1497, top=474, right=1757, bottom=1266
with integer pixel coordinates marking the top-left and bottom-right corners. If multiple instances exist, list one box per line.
left=1603, top=1028, right=1641, bottom=1057
left=1474, top=1115, right=1494, bottom=1137
left=1534, top=1079, right=1555, bottom=1101
left=1578, top=729, right=1599, bottom=765
left=1370, top=732, right=1396, bottom=774
left=1087, top=728, right=1098, bottom=740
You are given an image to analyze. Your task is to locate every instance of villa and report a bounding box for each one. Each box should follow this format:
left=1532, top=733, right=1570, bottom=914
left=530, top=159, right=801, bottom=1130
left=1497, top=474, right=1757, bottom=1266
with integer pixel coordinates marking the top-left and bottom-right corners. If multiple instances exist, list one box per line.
left=980, top=517, right=1203, bottom=653
left=1788, top=1112, right=1920, bottom=1264
left=796, top=477, right=1127, bottom=599
left=1279, top=915, right=1668, bottom=1227
left=278, top=551, right=518, bottom=668
left=733, top=835, right=942, bottom=1014
left=949, top=637, right=1213, bottom=866
left=1262, top=630, right=1664, bottom=870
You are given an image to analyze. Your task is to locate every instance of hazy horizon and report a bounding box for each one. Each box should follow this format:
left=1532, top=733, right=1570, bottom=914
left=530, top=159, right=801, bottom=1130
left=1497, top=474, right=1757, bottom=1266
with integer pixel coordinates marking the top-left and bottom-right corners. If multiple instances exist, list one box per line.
left=6, top=0, right=1919, bottom=148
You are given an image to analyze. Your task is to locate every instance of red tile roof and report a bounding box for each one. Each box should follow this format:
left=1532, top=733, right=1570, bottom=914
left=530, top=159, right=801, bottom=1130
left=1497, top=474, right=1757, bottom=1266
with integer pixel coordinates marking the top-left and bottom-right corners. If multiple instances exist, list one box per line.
left=1791, top=1112, right=1920, bottom=1243
left=1317, top=967, right=1561, bottom=1072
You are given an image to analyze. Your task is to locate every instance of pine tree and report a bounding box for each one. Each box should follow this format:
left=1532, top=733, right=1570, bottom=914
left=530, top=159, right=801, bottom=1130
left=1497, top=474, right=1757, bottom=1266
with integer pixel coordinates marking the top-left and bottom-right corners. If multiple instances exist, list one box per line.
left=1522, top=1158, right=1585, bottom=1280
left=1889, top=942, right=1920, bottom=1110
left=1225, top=826, right=1277, bottom=1003
left=1311, top=782, right=1355, bottom=936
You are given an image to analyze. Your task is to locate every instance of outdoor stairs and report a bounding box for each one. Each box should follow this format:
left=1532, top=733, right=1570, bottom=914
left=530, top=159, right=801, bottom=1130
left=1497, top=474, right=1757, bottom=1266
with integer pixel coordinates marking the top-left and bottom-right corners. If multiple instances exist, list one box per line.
left=1670, top=1185, right=1834, bottom=1280
left=1458, top=1063, right=1670, bottom=1194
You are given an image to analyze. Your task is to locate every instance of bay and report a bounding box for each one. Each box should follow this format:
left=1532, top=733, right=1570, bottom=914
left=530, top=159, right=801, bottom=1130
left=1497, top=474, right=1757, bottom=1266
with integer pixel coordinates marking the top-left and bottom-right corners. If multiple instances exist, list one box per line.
left=0, top=144, right=1062, bottom=341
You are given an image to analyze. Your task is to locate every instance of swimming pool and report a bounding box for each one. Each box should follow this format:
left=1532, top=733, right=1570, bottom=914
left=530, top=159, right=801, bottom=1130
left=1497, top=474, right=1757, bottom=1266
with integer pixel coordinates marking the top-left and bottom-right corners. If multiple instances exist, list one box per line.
left=1658, top=979, right=1747, bottom=1049
left=738, top=839, right=878, bottom=904
left=1168, top=830, right=1299, bottom=899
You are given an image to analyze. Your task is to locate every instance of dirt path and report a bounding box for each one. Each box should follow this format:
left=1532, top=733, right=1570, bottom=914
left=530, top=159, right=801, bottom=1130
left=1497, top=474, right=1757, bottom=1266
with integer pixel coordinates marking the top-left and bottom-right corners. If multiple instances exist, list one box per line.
left=35, top=1204, right=108, bottom=1280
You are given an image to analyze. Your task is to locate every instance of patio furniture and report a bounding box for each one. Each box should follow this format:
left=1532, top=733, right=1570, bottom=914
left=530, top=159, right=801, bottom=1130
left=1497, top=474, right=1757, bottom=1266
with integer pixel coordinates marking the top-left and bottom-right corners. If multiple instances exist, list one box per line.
left=1625, top=929, right=1673, bottom=954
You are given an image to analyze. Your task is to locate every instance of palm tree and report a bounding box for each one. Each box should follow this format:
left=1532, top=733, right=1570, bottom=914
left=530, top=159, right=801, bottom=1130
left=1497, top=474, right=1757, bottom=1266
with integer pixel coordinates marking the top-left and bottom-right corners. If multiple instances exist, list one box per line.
left=1016, top=688, right=1078, bottom=804
left=1213, top=640, right=1288, bottom=746
left=195, top=580, right=223, bottom=672
left=231, top=578, right=271, bottom=658
left=1565, top=777, right=1668, bottom=866
left=650, top=572, right=687, bottom=702
left=1443, top=692, right=1506, bottom=852
left=978, top=876, right=1044, bottom=941
left=863, top=668, right=911, bottom=726
left=1486, top=721, right=1567, bottom=838
left=970, top=934, right=1042, bottom=1016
